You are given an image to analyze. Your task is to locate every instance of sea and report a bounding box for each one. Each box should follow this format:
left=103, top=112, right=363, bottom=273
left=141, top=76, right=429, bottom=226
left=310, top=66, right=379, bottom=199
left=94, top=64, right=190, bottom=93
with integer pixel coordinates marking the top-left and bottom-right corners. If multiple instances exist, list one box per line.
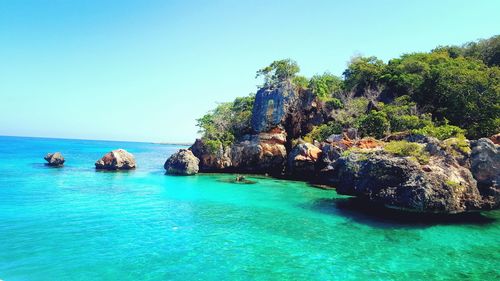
left=0, top=136, right=499, bottom=280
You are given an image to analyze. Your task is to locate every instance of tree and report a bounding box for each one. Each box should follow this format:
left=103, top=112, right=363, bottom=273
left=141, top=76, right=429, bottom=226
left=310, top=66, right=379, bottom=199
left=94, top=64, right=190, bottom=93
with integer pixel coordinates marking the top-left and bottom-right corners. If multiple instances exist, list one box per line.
left=308, top=73, right=343, bottom=100
left=256, top=59, right=300, bottom=87
left=343, top=56, right=385, bottom=94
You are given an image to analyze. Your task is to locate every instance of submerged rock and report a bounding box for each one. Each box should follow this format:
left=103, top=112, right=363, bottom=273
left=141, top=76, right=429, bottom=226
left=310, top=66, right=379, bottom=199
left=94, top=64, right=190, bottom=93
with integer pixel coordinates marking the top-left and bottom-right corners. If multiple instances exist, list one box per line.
left=44, top=152, right=65, bottom=167
left=95, top=149, right=136, bottom=170
left=164, top=149, right=200, bottom=175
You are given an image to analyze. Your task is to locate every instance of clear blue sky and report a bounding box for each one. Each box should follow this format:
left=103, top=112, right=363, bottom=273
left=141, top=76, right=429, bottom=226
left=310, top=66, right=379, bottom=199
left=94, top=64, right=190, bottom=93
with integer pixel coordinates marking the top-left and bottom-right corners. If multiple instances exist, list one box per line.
left=0, top=0, right=498, bottom=142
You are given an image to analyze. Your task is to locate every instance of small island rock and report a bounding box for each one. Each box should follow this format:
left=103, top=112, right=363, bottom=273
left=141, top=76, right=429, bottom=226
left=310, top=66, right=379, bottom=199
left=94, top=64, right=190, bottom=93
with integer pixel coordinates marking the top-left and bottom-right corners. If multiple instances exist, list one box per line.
left=95, top=149, right=136, bottom=170
left=44, top=152, right=65, bottom=167
left=164, top=149, right=200, bottom=175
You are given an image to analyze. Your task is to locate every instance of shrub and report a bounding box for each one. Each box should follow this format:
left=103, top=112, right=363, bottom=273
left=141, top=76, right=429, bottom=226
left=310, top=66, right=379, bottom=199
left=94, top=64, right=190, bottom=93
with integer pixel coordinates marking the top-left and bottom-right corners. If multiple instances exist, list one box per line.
left=324, top=97, right=343, bottom=109
left=309, top=73, right=343, bottom=100
left=304, top=121, right=342, bottom=143
left=412, top=123, right=465, bottom=140
left=441, top=135, right=471, bottom=154
left=383, top=141, right=430, bottom=164
left=356, top=111, right=390, bottom=139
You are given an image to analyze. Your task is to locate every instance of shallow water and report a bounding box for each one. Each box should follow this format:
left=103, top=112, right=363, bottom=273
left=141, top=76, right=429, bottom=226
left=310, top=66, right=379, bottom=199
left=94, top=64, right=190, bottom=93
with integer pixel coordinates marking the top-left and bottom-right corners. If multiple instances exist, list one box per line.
left=0, top=136, right=499, bottom=280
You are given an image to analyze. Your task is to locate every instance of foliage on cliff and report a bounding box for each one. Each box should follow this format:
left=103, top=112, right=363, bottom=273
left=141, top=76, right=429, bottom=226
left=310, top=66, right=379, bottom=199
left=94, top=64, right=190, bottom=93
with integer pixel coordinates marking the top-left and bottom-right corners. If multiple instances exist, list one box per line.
left=196, top=35, right=499, bottom=145
left=196, top=94, right=255, bottom=152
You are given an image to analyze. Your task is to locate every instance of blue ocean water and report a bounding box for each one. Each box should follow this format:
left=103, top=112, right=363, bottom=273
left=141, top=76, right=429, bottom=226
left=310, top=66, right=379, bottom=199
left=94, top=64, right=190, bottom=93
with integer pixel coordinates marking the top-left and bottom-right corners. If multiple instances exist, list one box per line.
left=0, top=136, right=499, bottom=280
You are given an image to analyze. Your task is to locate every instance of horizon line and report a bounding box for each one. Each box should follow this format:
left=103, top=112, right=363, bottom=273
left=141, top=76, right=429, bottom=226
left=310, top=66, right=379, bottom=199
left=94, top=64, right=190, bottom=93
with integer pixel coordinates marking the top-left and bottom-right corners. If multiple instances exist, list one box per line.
left=0, top=134, right=193, bottom=146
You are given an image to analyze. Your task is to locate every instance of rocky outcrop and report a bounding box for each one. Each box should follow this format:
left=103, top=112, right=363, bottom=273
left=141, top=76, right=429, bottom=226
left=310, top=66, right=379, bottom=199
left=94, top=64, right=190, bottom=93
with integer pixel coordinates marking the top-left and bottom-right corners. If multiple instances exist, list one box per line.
left=164, top=149, right=199, bottom=175
left=189, top=128, right=287, bottom=175
left=251, top=81, right=299, bottom=134
left=287, top=142, right=322, bottom=178
left=190, top=139, right=232, bottom=171
left=230, top=127, right=287, bottom=174
left=470, top=138, right=500, bottom=209
left=323, top=132, right=500, bottom=214
left=251, top=81, right=329, bottom=147
left=44, top=152, right=65, bottom=167
left=331, top=150, right=483, bottom=214
left=95, top=149, right=136, bottom=170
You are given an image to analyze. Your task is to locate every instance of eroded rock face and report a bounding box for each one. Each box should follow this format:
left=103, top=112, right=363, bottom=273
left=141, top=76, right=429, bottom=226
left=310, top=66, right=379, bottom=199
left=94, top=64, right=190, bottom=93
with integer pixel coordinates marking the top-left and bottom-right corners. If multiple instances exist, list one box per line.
left=251, top=81, right=299, bottom=134
left=231, top=128, right=287, bottom=174
left=251, top=81, right=329, bottom=145
left=164, top=149, right=200, bottom=175
left=470, top=138, right=500, bottom=209
left=95, top=149, right=136, bottom=170
left=470, top=138, right=500, bottom=186
left=332, top=151, right=482, bottom=214
left=44, top=152, right=65, bottom=167
left=287, top=143, right=322, bottom=178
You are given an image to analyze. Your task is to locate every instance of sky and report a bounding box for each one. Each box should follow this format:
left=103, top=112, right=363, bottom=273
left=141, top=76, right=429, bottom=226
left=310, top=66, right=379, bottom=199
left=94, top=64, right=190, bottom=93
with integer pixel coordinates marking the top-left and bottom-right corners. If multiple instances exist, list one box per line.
left=0, top=0, right=498, bottom=143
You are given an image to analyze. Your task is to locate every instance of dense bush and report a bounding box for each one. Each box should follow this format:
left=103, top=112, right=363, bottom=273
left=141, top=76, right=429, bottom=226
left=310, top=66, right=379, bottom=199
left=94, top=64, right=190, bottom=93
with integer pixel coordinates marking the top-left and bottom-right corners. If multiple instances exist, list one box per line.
left=381, top=51, right=499, bottom=138
left=343, top=56, right=385, bottom=94
left=308, top=73, right=343, bottom=101
left=412, top=123, right=465, bottom=140
left=356, top=111, right=390, bottom=139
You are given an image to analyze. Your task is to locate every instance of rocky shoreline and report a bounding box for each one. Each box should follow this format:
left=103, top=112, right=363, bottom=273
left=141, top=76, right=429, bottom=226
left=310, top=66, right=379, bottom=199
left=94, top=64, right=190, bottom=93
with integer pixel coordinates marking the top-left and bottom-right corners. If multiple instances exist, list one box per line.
left=165, top=81, right=500, bottom=214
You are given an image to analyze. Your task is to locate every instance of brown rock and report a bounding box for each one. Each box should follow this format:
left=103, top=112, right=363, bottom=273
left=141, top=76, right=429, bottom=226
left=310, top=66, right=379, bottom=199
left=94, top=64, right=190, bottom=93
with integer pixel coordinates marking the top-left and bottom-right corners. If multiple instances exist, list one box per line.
left=95, top=149, right=136, bottom=170
left=489, top=133, right=500, bottom=145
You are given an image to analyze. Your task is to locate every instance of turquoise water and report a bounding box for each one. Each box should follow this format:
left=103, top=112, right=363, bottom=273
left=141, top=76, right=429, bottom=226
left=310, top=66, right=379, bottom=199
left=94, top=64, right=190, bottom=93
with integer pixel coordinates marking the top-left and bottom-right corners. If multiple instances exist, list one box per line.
left=0, top=136, right=499, bottom=280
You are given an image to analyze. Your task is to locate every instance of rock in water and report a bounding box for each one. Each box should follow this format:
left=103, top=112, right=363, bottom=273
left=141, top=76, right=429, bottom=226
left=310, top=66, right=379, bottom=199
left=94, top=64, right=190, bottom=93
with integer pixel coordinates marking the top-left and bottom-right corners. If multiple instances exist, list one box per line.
left=230, top=127, right=288, bottom=175
left=332, top=152, right=482, bottom=214
left=164, top=149, right=200, bottom=175
left=44, top=152, right=65, bottom=167
left=95, top=149, right=136, bottom=170
left=190, top=139, right=232, bottom=171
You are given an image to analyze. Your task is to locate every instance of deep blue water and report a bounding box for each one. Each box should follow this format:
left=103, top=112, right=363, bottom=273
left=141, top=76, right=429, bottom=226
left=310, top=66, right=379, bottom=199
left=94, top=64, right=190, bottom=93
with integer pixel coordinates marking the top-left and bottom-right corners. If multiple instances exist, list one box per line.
left=0, top=136, right=499, bottom=280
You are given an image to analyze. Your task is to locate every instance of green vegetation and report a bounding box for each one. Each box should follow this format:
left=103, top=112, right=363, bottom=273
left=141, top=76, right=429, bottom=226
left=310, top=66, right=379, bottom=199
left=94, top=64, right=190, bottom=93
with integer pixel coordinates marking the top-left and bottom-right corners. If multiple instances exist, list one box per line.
left=383, top=141, right=430, bottom=164
left=256, top=59, right=300, bottom=87
left=196, top=94, right=255, bottom=152
left=309, top=73, right=343, bottom=100
left=356, top=111, right=390, bottom=139
left=304, top=121, right=342, bottom=143
left=197, top=35, right=499, bottom=146
left=441, top=135, right=471, bottom=155
left=412, top=122, right=465, bottom=140
left=433, top=35, right=499, bottom=67
left=344, top=56, right=385, bottom=94
left=445, top=180, right=463, bottom=191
